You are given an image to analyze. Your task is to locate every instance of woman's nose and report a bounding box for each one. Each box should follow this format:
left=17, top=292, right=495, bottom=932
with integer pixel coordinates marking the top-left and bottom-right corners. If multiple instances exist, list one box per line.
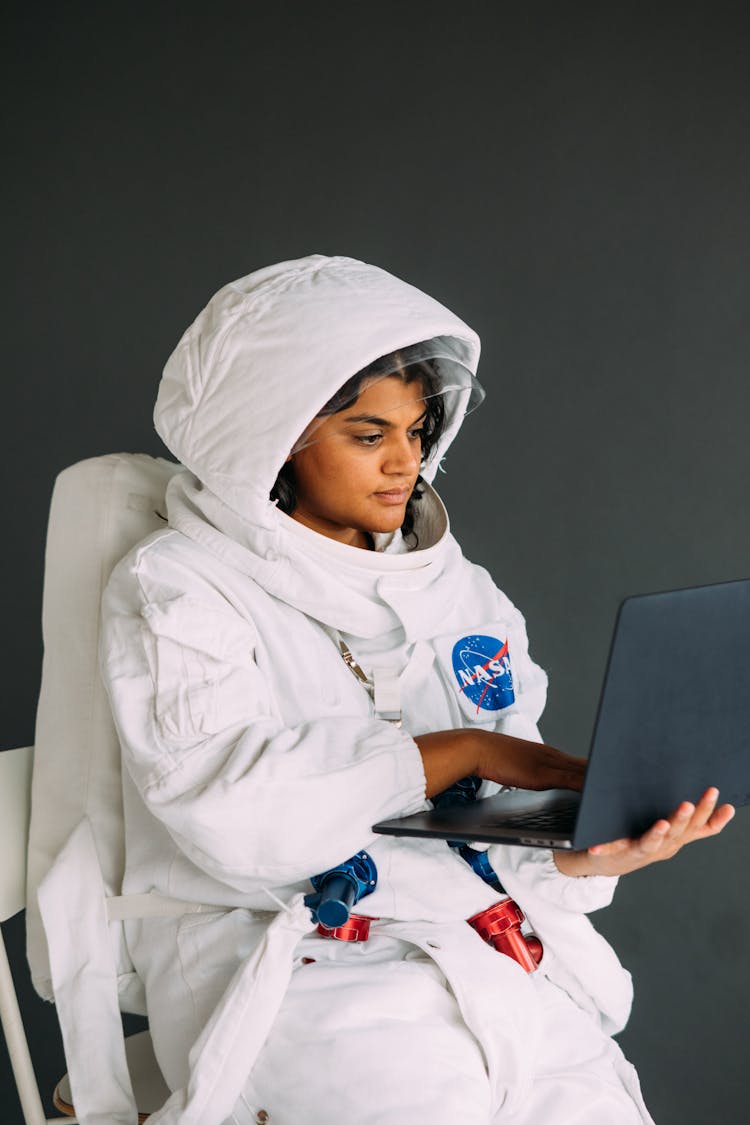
left=382, top=433, right=420, bottom=474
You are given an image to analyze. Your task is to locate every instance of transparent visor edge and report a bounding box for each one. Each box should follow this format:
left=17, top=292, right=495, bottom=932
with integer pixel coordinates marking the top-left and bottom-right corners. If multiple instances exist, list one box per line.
left=289, top=345, right=484, bottom=457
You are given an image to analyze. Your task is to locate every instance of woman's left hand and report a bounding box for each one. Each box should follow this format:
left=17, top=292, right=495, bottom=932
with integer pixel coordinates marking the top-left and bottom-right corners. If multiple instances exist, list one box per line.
left=553, top=787, right=735, bottom=877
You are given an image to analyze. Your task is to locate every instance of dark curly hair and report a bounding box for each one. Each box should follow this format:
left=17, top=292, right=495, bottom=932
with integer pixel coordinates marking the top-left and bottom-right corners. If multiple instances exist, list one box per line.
left=271, top=351, right=446, bottom=545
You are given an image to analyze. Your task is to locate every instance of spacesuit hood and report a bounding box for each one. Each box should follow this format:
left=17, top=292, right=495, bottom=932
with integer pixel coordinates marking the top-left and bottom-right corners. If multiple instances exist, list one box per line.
left=154, top=254, right=481, bottom=522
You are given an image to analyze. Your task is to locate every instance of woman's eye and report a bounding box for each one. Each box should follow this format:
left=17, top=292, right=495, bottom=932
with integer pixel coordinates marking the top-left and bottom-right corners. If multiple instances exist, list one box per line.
left=408, top=428, right=424, bottom=441
left=355, top=433, right=383, bottom=446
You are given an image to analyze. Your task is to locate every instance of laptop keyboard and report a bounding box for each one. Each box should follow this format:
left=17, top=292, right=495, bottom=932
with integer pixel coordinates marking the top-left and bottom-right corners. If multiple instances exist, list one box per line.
left=494, top=798, right=579, bottom=832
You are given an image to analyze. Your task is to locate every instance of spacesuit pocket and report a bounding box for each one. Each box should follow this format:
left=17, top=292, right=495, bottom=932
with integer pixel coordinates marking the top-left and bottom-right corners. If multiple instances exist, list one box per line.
left=149, top=635, right=216, bottom=742
left=149, top=638, right=271, bottom=743
left=142, top=596, right=269, bottom=744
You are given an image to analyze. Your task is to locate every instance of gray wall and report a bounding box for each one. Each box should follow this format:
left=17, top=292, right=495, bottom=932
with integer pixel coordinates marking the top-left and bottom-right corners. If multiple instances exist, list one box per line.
left=3, top=4, right=749, bottom=1121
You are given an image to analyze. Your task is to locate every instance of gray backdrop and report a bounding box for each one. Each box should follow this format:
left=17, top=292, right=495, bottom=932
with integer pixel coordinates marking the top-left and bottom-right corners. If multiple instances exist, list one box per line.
left=3, top=4, right=749, bottom=1122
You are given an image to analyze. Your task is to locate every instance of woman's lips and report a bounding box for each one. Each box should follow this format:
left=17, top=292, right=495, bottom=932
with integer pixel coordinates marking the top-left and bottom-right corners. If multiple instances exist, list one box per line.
left=373, top=487, right=411, bottom=504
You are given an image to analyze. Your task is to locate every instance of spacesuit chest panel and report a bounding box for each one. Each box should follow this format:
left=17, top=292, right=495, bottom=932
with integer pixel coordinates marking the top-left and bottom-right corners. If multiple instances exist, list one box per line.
left=250, top=605, right=375, bottom=726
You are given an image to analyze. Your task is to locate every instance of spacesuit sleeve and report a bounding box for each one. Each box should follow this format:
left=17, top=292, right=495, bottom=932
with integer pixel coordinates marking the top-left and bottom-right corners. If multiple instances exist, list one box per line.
left=489, top=844, right=618, bottom=913
left=99, top=543, right=427, bottom=894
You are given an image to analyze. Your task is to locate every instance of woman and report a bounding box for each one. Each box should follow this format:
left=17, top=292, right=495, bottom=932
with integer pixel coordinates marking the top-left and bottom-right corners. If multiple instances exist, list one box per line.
left=101, top=253, right=732, bottom=1124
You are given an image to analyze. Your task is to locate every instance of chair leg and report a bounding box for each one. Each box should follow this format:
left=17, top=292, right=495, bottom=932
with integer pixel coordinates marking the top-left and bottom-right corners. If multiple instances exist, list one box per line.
left=0, top=926, right=48, bottom=1125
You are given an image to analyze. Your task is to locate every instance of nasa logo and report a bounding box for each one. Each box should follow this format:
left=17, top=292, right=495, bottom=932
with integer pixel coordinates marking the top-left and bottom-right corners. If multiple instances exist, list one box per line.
left=451, top=634, right=515, bottom=714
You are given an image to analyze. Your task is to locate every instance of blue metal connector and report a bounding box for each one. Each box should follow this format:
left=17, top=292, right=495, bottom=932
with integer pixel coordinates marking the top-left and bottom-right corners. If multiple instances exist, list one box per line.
left=305, top=851, right=378, bottom=928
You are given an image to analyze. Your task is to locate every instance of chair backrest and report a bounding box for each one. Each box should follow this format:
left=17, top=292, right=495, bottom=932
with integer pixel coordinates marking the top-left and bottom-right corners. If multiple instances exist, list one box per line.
left=26, top=453, right=183, bottom=1006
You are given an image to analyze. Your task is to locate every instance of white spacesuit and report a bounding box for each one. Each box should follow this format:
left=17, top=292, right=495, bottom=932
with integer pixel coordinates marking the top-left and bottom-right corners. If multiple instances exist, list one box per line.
left=96, top=254, right=653, bottom=1123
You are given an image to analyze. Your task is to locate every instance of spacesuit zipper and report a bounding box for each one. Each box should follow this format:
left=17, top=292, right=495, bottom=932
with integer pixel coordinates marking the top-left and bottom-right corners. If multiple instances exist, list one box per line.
left=338, top=639, right=371, bottom=691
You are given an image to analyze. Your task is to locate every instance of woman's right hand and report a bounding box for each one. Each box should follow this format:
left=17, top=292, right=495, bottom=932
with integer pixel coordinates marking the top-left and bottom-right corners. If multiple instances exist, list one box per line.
left=415, top=729, right=586, bottom=799
left=473, top=730, right=586, bottom=792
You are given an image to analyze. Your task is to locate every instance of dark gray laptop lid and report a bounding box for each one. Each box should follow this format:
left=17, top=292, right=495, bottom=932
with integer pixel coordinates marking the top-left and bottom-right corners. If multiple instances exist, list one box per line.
left=572, top=576, right=750, bottom=848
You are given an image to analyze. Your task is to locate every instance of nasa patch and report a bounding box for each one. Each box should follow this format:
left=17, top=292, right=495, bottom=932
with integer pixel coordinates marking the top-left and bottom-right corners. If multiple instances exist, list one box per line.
left=450, top=633, right=516, bottom=716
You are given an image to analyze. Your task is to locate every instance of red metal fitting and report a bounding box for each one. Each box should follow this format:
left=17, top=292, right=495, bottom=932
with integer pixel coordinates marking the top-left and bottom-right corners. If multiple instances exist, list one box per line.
left=316, top=913, right=378, bottom=942
left=467, top=899, right=543, bottom=973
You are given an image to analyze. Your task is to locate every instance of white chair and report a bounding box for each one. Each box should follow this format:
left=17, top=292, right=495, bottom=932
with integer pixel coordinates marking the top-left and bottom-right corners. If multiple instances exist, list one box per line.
left=1, top=744, right=170, bottom=1124
left=4, top=453, right=183, bottom=1124
left=0, top=745, right=67, bottom=1125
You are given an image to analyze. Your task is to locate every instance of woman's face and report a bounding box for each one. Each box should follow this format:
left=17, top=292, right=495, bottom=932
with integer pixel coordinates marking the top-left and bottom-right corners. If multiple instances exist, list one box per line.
left=287, top=375, right=428, bottom=548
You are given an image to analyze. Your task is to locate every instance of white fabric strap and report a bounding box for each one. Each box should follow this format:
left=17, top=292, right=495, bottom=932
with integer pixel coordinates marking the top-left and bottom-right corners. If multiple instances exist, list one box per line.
left=38, top=819, right=138, bottom=1125
left=40, top=818, right=317, bottom=1124
left=321, top=624, right=405, bottom=724
left=372, top=665, right=402, bottom=725
left=147, top=893, right=316, bottom=1124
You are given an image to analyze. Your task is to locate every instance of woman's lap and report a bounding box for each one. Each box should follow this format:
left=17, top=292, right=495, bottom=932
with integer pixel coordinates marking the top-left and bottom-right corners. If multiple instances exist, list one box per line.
left=135, top=918, right=651, bottom=1125
left=231, top=954, right=652, bottom=1125
left=233, top=953, right=490, bottom=1124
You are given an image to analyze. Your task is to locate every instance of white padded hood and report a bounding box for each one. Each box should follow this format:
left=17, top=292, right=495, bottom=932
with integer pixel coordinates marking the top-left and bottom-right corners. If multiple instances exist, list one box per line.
left=154, top=253, right=481, bottom=521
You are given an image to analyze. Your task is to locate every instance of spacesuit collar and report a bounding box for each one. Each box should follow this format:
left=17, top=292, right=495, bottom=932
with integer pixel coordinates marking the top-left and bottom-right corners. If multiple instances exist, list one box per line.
left=275, top=486, right=448, bottom=569
left=164, top=471, right=460, bottom=639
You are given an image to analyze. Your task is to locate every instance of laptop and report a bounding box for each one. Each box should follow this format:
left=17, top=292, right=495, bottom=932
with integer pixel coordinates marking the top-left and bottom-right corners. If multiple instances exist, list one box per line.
left=373, top=578, right=750, bottom=851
